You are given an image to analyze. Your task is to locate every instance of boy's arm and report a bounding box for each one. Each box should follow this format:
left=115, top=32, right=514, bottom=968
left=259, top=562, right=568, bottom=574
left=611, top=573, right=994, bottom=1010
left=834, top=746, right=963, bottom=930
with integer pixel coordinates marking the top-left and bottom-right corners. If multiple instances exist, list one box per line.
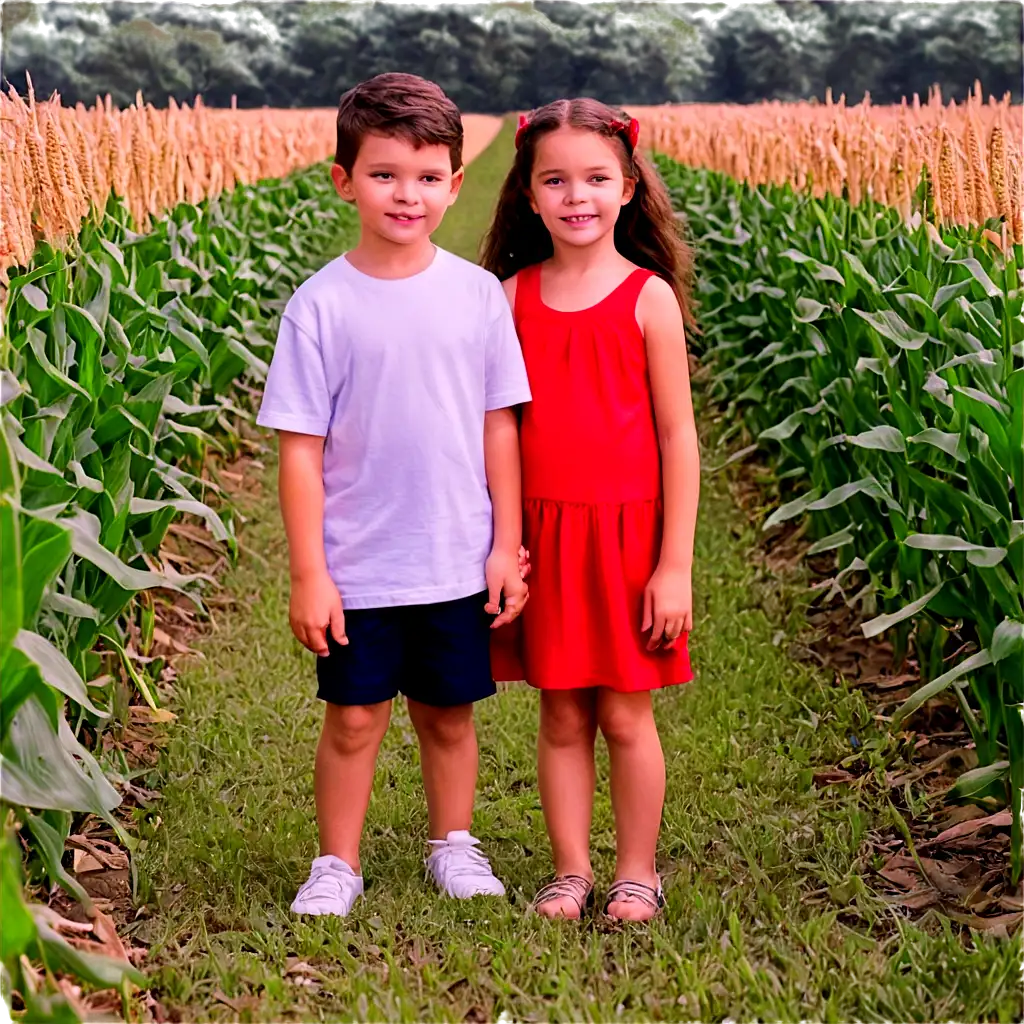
left=484, top=408, right=525, bottom=627
left=278, top=432, right=346, bottom=655
left=638, top=276, right=700, bottom=648
left=485, top=275, right=531, bottom=628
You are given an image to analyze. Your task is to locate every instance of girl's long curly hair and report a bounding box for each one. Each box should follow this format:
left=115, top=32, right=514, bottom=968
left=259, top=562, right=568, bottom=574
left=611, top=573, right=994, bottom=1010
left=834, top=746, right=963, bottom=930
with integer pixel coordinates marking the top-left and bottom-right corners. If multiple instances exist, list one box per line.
left=480, top=98, right=697, bottom=332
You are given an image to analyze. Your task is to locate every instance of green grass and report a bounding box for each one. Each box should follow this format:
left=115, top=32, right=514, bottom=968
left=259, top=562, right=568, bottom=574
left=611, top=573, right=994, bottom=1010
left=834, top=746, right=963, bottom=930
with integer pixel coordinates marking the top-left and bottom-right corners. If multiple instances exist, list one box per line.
left=130, top=126, right=1020, bottom=1023
left=432, top=118, right=514, bottom=261
left=133, top=466, right=1018, bottom=1022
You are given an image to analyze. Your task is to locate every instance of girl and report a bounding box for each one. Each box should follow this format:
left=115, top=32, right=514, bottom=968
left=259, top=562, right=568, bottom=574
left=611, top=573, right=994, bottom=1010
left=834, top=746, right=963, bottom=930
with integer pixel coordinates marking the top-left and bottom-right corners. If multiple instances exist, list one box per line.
left=482, top=99, right=700, bottom=923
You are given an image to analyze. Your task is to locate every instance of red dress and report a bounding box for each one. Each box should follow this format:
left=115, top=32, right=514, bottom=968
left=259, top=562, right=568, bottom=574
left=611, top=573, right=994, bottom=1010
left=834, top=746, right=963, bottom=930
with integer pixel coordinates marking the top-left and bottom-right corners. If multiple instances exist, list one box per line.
left=492, top=263, right=693, bottom=692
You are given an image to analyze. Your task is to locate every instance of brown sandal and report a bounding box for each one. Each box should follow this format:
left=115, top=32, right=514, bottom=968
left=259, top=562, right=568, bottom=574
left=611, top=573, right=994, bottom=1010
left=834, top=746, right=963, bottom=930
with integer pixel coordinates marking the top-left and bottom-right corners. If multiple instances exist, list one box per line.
left=603, top=878, right=665, bottom=920
left=531, top=874, right=595, bottom=919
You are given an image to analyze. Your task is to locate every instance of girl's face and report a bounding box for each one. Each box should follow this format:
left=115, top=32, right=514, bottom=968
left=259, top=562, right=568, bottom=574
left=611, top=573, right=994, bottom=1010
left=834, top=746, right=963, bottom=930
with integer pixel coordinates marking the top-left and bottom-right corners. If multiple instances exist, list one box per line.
left=527, top=126, right=636, bottom=249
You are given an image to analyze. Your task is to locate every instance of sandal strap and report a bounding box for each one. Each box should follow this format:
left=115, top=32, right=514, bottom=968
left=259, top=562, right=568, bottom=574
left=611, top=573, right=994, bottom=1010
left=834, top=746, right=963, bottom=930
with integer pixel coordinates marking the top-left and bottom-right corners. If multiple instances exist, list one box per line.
left=533, top=874, right=594, bottom=913
left=604, top=879, right=665, bottom=912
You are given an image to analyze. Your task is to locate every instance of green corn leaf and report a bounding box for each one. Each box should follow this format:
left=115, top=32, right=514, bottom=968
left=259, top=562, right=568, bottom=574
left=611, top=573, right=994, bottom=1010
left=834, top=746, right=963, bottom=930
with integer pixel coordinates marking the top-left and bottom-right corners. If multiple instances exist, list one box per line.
left=904, top=533, right=1007, bottom=568
left=167, top=318, right=211, bottom=372
left=23, top=812, right=93, bottom=910
left=931, top=278, right=973, bottom=313
left=130, top=496, right=230, bottom=543
left=808, top=476, right=899, bottom=513
left=794, top=297, right=827, bottom=322
left=892, top=647, right=994, bottom=725
left=992, top=619, right=1024, bottom=663
left=12, top=630, right=105, bottom=716
left=841, top=250, right=879, bottom=291
left=63, top=510, right=199, bottom=598
left=9, top=431, right=63, bottom=477
left=0, top=696, right=120, bottom=814
left=949, top=257, right=1002, bottom=299
left=42, top=591, right=100, bottom=621
left=936, top=350, right=998, bottom=373
left=760, top=409, right=806, bottom=443
left=953, top=385, right=1009, bottom=415
left=845, top=426, right=906, bottom=452
left=854, top=357, right=885, bottom=377
left=907, top=428, right=966, bottom=461
left=19, top=282, right=49, bottom=312
left=762, top=490, right=821, bottom=530
left=862, top=581, right=945, bottom=638
left=806, top=524, right=857, bottom=555
left=21, top=518, right=73, bottom=626
left=949, top=760, right=1010, bottom=799
left=1, top=830, right=38, bottom=962
left=780, top=248, right=845, bottom=284
left=853, top=308, right=928, bottom=350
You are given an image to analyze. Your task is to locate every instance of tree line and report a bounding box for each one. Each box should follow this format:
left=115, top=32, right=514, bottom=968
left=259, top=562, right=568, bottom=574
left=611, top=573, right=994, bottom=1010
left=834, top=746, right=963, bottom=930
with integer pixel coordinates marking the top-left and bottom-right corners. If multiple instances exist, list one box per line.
left=2, top=1, right=1021, bottom=112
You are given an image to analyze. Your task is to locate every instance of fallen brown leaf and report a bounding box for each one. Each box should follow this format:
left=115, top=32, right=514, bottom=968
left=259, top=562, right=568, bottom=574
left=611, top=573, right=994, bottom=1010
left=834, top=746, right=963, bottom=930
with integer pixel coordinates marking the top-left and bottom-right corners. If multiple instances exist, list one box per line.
left=920, top=810, right=1012, bottom=849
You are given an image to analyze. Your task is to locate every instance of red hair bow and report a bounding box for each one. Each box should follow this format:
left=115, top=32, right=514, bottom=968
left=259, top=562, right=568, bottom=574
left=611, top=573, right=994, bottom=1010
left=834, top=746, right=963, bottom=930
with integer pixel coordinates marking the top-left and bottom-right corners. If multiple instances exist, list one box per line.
left=610, top=117, right=641, bottom=148
left=515, top=113, right=531, bottom=149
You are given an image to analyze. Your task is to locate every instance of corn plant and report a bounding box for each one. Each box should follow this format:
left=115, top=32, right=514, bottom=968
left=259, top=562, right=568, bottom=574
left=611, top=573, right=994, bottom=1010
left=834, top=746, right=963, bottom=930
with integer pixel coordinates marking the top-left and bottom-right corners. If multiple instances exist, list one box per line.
left=1, top=163, right=357, bottom=1017
left=658, top=156, right=1023, bottom=878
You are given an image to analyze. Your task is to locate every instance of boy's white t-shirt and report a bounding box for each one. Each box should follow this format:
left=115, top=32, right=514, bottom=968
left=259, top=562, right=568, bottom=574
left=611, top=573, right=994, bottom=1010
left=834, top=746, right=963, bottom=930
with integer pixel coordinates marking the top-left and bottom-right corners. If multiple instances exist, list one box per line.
left=256, top=247, right=532, bottom=610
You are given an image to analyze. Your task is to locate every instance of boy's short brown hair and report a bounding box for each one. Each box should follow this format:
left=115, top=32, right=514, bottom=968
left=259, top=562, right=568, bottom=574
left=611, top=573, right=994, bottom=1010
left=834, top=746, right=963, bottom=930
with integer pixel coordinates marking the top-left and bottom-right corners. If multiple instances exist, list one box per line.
left=335, top=73, right=463, bottom=173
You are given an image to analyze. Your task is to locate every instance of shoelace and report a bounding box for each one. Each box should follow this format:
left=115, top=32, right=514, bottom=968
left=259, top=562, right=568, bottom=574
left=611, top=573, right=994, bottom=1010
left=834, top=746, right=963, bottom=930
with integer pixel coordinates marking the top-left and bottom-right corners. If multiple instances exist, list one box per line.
left=428, top=841, right=493, bottom=882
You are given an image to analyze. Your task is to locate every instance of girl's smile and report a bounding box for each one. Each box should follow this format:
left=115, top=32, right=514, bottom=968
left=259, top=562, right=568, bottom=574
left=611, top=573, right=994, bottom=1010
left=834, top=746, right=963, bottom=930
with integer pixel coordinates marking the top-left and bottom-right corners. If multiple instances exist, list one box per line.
left=527, top=126, right=635, bottom=247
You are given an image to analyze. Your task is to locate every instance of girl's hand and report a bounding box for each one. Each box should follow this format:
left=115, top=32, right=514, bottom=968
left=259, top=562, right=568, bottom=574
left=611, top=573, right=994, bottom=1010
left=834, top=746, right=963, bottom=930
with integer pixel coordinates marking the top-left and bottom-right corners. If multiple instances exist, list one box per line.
left=642, top=563, right=692, bottom=651
left=518, top=545, right=532, bottom=580
left=485, top=548, right=529, bottom=628
left=290, top=570, right=347, bottom=656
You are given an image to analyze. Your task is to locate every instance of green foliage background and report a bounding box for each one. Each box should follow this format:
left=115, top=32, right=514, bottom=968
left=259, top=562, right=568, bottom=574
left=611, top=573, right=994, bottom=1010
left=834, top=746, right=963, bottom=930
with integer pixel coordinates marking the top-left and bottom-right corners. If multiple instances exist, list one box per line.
left=3, top=1, right=1021, bottom=111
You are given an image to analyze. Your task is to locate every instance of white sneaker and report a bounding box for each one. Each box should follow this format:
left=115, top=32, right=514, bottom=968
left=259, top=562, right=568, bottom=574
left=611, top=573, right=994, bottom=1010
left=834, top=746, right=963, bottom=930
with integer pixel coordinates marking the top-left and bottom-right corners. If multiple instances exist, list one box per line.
left=290, top=855, right=364, bottom=916
left=425, top=830, right=506, bottom=898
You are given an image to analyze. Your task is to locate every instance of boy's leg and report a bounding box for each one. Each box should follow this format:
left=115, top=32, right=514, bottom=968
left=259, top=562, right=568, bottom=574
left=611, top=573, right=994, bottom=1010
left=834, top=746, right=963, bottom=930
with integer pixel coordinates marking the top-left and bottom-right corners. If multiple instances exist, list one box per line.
left=403, top=592, right=503, bottom=897
left=406, top=699, right=477, bottom=838
left=293, top=606, right=403, bottom=916
left=315, top=699, right=392, bottom=869
left=536, top=688, right=599, bottom=918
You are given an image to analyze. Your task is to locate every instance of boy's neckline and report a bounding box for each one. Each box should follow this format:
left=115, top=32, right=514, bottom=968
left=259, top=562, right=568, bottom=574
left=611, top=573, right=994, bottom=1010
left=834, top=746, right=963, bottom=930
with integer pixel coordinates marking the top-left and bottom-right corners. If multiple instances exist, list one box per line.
left=342, top=245, right=441, bottom=282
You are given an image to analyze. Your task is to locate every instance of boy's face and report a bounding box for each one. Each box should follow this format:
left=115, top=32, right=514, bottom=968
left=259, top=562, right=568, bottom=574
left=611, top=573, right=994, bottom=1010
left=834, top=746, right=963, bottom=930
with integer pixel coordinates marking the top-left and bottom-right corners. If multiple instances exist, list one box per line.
left=527, top=126, right=635, bottom=250
left=332, top=133, right=463, bottom=246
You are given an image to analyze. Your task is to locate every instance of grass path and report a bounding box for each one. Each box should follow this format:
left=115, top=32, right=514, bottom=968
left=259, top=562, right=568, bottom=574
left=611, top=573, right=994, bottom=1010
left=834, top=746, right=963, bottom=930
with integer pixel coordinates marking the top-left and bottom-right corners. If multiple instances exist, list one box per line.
left=134, top=125, right=1019, bottom=1023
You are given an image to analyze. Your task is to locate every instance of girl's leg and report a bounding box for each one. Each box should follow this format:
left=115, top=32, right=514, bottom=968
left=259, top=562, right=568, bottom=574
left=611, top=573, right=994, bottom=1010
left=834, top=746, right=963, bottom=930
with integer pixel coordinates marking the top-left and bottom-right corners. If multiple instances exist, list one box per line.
left=315, top=700, right=393, bottom=871
left=536, top=689, right=599, bottom=918
left=597, top=689, right=665, bottom=921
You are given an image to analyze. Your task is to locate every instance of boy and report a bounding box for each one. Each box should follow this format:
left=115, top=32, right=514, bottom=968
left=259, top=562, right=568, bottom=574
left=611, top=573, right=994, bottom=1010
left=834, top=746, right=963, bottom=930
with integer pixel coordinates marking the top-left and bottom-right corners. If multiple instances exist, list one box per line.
left=256, top=73, right=531, bottom=916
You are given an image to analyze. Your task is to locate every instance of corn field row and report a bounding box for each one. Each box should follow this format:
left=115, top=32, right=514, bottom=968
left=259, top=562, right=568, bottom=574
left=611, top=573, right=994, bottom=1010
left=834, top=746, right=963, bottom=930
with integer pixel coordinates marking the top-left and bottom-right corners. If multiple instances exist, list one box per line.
left=658, top=154, right=1023, bottom=880
left=640, top=87, right=1024, bottom=243
left=1, top=148, right=359, bottom=1016
left=0, top=83, right=336, bottom=284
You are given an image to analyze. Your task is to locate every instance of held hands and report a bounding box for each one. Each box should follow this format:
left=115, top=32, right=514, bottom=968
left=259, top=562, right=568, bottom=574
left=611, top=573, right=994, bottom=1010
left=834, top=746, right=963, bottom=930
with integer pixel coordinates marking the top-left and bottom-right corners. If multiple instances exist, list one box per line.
left=642, top=562, right=692, bottom=651
left=290, top=570, right=347, bottom=657
left=485, top=545, right=531, bottom=629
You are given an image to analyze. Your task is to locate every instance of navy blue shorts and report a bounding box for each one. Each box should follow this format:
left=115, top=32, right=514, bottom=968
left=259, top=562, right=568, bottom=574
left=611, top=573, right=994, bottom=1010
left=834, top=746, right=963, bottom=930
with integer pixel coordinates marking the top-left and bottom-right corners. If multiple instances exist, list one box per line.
left=316, top=591, right=497, bottom=708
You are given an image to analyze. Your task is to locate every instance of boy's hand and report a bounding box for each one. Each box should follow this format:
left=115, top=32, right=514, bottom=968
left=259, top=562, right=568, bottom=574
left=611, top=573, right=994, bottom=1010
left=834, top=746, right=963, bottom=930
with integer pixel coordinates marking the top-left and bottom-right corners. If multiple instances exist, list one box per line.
left=485, top=548, right=529, bottom=628
left=642, top=563, right=692, bottom=651
left=290, top=570, right=347, bottom=656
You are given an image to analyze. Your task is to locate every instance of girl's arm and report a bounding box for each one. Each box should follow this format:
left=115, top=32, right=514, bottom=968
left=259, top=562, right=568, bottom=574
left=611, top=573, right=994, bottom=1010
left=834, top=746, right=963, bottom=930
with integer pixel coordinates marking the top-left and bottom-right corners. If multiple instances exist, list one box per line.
left=638, top=276, right=700, bottom=648
left=278, top=430, right=347, bottom=655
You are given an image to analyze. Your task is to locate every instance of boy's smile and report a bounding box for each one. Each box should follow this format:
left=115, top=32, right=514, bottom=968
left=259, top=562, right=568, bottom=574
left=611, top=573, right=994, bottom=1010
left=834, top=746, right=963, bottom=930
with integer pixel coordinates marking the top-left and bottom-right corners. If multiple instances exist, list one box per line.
left=332, top=133, right=463, bottom=252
